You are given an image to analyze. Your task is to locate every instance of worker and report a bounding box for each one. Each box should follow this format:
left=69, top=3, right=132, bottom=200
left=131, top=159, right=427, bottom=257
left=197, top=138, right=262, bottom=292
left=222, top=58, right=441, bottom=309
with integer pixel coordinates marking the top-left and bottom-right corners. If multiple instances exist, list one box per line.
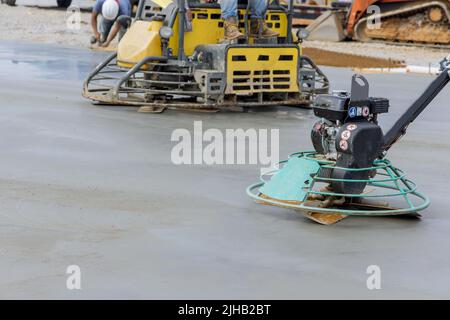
left=91, top=0, right=132, bottom=47
left=221, top=0, right=279, bottom=40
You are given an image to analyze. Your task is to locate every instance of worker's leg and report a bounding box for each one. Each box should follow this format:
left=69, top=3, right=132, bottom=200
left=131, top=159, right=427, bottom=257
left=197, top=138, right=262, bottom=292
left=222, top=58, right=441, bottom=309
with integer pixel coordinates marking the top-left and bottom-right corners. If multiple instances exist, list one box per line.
left=99, top=16, right=115, bottom=43
left=249, top=0, right=267, bottom=19
left=249, top=0, right=279, bottom=37
left=220, top=0, right=244, bottom=40
left=220, top=0, right=238, bottom=20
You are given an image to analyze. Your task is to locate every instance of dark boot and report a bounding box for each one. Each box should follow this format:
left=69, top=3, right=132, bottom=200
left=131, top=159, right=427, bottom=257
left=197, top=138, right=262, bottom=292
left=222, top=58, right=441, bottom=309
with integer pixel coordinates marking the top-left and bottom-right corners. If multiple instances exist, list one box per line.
left=224, top=17, right=244, bottom=40
left=250, top=19, right=279, bottom=38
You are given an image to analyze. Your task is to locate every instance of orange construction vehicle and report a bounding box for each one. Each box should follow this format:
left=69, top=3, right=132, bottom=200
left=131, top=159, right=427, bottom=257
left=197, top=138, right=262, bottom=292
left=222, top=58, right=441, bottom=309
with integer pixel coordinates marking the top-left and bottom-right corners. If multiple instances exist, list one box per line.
left=305, top=0, right=450, bottom=46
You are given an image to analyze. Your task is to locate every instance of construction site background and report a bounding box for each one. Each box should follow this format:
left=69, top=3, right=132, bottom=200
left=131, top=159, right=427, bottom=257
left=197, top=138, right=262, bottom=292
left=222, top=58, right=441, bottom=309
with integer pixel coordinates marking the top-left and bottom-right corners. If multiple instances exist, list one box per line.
left=0, top=1, right=448, bottom=71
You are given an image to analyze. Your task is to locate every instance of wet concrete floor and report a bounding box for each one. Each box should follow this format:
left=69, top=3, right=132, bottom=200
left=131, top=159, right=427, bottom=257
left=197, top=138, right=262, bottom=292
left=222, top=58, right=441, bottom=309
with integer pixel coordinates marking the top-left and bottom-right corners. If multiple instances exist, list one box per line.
left=0, top=41, right=450, bottom=299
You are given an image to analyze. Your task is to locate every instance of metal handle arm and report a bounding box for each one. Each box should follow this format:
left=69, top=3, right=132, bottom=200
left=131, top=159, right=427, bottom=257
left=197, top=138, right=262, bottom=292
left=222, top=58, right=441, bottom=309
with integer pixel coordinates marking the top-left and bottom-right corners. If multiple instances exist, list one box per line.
left=382, top=56, right=450, bottom=154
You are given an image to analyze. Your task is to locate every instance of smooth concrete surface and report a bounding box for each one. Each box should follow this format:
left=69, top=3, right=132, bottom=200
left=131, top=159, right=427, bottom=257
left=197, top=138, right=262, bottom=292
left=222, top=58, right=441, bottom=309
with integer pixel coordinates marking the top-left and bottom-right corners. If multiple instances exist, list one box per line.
left=0, top=41, right=450, bottom=299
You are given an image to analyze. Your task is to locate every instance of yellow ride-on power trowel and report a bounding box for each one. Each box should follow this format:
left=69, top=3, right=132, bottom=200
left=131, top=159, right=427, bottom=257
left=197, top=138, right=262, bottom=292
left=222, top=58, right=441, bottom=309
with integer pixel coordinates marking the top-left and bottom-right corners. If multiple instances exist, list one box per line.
left=83, top=0, right=329, bottom=112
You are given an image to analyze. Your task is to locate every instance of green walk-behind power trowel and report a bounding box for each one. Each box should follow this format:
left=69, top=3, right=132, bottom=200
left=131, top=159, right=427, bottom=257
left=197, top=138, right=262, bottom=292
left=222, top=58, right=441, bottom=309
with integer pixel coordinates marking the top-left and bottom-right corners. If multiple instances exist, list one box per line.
left=247, top=56, right=450, bottom=225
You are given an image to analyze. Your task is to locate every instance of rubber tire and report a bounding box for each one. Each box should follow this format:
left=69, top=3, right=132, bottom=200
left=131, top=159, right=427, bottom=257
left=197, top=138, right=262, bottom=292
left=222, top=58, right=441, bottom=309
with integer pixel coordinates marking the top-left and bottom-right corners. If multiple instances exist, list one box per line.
left=57, top=0, right=72, bottom=8
left=5, top=0, right=16, bottom=6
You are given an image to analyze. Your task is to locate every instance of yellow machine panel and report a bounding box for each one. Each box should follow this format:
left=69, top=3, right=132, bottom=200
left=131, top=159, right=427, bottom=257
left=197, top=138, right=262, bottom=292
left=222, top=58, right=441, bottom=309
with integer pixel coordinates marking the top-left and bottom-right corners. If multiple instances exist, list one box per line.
left=168, top=8, right=289, bottom=57
left=226, top=46, right=299, bottom=95
left=117, top=20, right=164, bottom=68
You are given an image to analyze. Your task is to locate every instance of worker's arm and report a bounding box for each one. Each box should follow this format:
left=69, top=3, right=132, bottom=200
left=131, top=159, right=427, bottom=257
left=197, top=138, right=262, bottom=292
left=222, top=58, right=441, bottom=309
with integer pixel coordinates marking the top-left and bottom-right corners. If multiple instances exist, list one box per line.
left=91, top=11, right=101, bottom=40
left=101, top=16, right=132, bottom=47
left=101, top=21, right=120, bottom=47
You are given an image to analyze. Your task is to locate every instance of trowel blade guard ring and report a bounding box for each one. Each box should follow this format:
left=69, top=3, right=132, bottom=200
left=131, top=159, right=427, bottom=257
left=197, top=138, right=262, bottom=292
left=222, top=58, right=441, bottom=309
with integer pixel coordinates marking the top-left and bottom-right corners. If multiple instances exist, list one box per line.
left=246, top=152, right=430, bottom=216
left=82, top=50, right=329, bottom=111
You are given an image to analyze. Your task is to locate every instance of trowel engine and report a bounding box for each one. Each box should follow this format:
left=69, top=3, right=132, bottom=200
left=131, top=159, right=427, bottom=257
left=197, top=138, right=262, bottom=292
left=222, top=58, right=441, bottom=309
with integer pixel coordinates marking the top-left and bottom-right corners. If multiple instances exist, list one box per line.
left=310, top=55, right=450, bottom=196
left=310, top=76, right=389, bottom=195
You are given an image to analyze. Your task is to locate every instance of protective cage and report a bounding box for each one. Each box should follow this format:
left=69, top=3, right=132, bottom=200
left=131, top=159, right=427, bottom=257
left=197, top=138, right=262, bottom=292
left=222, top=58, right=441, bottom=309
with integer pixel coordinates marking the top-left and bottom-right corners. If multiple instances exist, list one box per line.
left=247, top=151, right=430, bottom=216
left=82, top=51, right=328, bottom=111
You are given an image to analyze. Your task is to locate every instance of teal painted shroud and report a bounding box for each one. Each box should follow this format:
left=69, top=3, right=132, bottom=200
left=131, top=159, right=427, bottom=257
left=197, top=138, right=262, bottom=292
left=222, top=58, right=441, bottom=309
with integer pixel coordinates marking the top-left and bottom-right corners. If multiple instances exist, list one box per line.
left=260, top=156, right=320, bottom=202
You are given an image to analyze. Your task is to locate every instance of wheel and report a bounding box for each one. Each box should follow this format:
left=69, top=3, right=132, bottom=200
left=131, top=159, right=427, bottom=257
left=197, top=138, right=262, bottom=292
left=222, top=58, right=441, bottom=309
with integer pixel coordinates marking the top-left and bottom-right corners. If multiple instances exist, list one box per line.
left=427, top=6, right=446, bottom=24
left=57, top=0, right=72, bottom=8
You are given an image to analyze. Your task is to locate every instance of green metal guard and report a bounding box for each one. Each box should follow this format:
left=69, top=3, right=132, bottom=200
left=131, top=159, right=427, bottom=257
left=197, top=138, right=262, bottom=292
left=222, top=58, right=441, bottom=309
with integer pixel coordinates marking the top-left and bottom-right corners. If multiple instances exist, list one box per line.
left=246, top=151, right=430, bottom=216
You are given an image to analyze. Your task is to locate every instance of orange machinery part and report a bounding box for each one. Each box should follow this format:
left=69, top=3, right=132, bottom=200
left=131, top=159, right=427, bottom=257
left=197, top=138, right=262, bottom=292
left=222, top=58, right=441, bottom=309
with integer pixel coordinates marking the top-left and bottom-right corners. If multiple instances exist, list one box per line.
left=346, top=0, right=414, bottom=35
